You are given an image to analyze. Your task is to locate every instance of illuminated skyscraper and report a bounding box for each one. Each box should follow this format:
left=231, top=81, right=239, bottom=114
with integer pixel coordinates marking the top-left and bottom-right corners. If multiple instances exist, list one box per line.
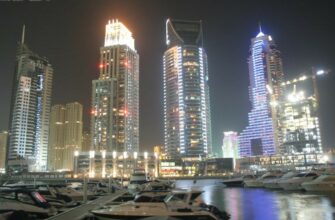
left=280, top=85, right=322, bottom=154
left=239, top=28, right=284, bottom=157
left=48, top=102, right=83, bottom=171
left=91, top=20, right=139, bottom=153
left=48, top=105, right=65, bottom=171
left=222, top=131, right=239, bottom=159
left=7, top=26, right=53, bottom=172
left=222, top=131, right=239, bottom=169
left=163, top=19, right=212, bottom=159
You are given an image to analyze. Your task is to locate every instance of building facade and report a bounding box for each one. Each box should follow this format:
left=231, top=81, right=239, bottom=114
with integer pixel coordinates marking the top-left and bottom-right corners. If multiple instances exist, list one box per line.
left=279, top=85, right=322, bottom=154
left=91, top=20, right=139, bottom=153
left=82, top=131, right=91, bottom=152
left=239, top=29, right=284, bottom=157
left=48, top=102, right=83, bottom=171
left=0, top=131, right=8, bottom=173
left=7, top=27, right=53, bottom=172
left=163, top=19, right=212, bottom=159
left=48, top=105, right=65, bottom=171
left=222, top=131, right=239, bottom=159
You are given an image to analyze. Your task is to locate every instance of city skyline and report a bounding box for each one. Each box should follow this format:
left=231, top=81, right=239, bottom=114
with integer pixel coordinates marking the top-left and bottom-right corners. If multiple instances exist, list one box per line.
left=0, top=1, right=334, bottom=155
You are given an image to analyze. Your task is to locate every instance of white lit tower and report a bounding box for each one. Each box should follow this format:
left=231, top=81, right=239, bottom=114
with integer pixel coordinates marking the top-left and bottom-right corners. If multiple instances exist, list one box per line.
left=91, top=20, right=139, bottom=153
left=239, top=27, right=284, bottom=157
left=7, top=26, right=53, bottom=172
left=163, top=19, right=212, bottom=159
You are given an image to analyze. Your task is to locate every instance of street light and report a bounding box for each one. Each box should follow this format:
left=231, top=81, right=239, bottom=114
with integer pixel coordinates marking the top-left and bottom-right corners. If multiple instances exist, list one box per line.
left=112, top=151, right=117, bottom=178
left=74, top=150, right=79, bottom=178
left=133, top=152, right=138, bottom=169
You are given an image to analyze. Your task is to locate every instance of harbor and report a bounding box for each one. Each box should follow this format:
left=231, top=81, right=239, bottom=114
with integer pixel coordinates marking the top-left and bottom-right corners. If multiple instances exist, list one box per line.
left=2, top=172, right=335, bottom=220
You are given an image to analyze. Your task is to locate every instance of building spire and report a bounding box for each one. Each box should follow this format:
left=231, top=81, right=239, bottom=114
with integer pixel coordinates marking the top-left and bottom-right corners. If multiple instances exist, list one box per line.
left=258, top=22, right=262, bottom=34
left=21, top=24, right=25, bottom=44
left=256, top=21, right=264, bottom=37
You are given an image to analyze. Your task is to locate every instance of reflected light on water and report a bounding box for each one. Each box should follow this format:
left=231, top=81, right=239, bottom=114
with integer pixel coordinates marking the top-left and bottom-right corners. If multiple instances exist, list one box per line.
left=175, top=179, right=335, bottom=220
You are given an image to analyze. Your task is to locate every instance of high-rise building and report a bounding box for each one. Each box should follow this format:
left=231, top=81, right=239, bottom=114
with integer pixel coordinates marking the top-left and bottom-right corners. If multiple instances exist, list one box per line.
left=82, top=131, right=91, bottom=152
left=7, top=26, right=53, bottom=172
left=48, top=102, right=83, bottom=171
left=91, top=20, right=139, bottom=153
left=279, top=85, right=322, bottom=154
left=239, top=28, right=284, bottom=157
left=222, top=131, right=239, bottom=159
left=48, top=105, right=65, bottom=171
left=163, top=19, right=212, bottom=159
left=222, top=131, right=239, bottom=169
left=64, top=102, right=83, bottom=170
left=0, top=131, right=8, bottom=173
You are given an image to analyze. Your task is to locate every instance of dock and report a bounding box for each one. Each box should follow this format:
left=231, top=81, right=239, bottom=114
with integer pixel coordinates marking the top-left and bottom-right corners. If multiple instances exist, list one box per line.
left=47, top=190, right=127, bottom=220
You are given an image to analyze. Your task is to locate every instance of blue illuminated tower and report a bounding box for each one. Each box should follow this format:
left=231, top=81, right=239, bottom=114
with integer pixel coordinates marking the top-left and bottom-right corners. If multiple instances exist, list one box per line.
left=163, top=19, right=212, bottom=159
left=239, top=28, right=284, bottom=157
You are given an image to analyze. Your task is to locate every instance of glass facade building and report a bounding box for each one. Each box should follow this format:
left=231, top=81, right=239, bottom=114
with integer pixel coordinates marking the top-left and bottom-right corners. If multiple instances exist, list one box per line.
left=239, top=30, right=284, bottom=157
left=91, top=20, right=139, bottom=153
left=279, top=85, right=322, bottom=154
left=163, top=19, right=212, bottom=159
left=7, top=27, right=53, bottom=172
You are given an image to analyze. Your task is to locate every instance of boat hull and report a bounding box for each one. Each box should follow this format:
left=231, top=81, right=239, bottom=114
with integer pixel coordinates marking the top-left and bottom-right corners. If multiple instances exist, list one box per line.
left=302, top=183, right=335, bottom=192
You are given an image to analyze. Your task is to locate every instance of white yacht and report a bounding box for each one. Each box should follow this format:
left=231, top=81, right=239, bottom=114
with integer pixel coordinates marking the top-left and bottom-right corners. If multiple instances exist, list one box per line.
left=278, top=172, right=318, bottom=191
left=263, top=171, right=297, bottom=189
left=302, top=174, right=335, bottom=192
left=128, top=170, right=149, bottom=194
left=244, top=172, right=282, bottom=188
left=222, top=174, right=256, bottom=187
left=53, top=184, right=97, bottom=201
left=90, top=190, right=229, bottom=220
left=142, top=179, right=175, bottom=191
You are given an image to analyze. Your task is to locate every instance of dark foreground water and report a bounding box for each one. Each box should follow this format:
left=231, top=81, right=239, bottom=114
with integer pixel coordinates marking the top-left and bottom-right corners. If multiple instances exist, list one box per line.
left=175, top=179, right=335, bottom=220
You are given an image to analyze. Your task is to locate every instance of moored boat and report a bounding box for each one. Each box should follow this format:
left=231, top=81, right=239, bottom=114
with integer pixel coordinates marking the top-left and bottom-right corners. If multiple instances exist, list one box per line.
left=244, top=171, right=282, bottom=188
left=302, top=174, right=335, bottom=192
left=222, top=174, right=256, bottom=187
left=278, top=172, right=318, bottom=191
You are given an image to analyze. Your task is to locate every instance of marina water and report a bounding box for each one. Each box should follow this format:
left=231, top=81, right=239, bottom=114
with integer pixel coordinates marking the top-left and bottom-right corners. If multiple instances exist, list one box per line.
left=176, top=179, right=335, bottom=220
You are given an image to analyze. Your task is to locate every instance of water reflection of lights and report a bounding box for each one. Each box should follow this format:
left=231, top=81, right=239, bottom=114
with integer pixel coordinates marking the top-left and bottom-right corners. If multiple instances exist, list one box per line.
left=175, top=179, right=335, bottom=220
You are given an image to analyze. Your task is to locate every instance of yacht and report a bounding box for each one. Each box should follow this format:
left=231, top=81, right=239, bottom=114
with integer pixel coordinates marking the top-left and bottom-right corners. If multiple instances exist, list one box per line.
left=0, top=188, right=57, bottom=219
left=142, top=179, right=175, bottom=191
left=263, top=171, right=297, bottom=189
left=278, top=172, right=318, bottom=190
left=128, top=170, right=149, bottom=194
left=36, top=185, right=80, bottom=209
left=302, top=174, right=335, bottom=191
left=52, top=184, right=97, bottom=201
left=90, top=189, right=230, bottom=220
left=222, top=174, right=256, bottom=187
left=244, top=172, right=282, bottom=188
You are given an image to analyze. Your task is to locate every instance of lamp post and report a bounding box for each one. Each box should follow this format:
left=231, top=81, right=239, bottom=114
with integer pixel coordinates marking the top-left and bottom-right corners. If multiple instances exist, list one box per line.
left=112, top=151, right=117, bottom=178
left=101, top=150, right=106, bottom=178
left=144, top=151, right=148, bottom=174
left=74, top=150, right=79, bottom=178
left=89, top=150, right=95, bottom=178
left=133, top=152, right=138, bottom=170
left=121, top=151, right=127, bottom=187
left=154, top=152, right=159, bottom=178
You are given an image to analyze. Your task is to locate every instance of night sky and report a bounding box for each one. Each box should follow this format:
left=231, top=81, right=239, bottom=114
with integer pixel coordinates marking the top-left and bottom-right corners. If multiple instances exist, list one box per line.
left=0, top=0, right=334, bottom=154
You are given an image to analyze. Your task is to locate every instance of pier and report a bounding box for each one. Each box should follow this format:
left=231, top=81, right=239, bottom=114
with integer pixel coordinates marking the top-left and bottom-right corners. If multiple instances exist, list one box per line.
left=47, top=190, right=127, bottom=220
